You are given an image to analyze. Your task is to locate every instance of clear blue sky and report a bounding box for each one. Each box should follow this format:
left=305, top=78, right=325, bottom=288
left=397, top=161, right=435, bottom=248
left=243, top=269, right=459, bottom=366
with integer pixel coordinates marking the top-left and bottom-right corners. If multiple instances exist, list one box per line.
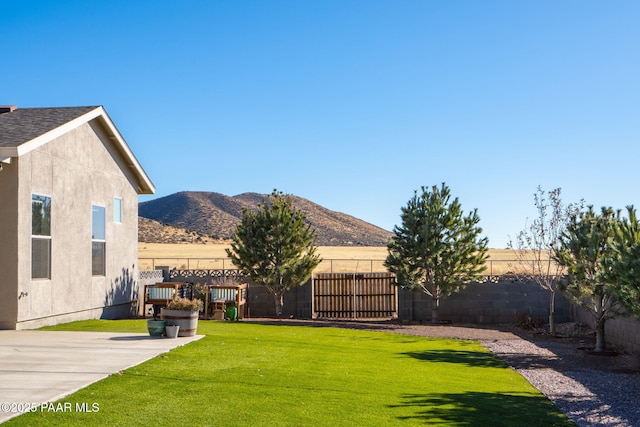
left=3, top=1, right=639, bottom=248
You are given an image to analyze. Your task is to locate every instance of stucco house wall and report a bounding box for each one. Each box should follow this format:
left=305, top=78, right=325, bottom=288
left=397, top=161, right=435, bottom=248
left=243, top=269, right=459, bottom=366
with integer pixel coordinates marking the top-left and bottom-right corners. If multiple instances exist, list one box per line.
left=0, top=106, right=154, bottom=329
left=0, top=159, right=19, bottom=328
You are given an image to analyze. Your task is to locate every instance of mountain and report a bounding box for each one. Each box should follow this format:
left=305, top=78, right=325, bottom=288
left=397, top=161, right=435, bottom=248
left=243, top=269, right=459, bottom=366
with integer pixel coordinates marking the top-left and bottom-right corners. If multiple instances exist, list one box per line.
left=138, top=217, right=220, bottom=244
left=138, top=191, right=393, bottom=246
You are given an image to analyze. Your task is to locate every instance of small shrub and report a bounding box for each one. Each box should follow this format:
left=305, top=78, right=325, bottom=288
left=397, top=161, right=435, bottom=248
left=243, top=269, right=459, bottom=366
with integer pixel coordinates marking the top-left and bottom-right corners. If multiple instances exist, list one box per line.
left=515, top=312, right=546, bottom=330
left=166, top=297, right=203, bottom=312
left=192, top=282, right=207, bottom=302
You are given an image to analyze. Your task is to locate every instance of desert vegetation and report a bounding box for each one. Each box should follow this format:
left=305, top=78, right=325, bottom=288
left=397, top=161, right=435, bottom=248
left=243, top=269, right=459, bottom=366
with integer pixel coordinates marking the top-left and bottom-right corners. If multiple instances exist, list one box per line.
left=138, top=242, right=544, bottom=275
left=138, top=243, right=531, bottom=275
left=139, top=191, right=392, bottom=246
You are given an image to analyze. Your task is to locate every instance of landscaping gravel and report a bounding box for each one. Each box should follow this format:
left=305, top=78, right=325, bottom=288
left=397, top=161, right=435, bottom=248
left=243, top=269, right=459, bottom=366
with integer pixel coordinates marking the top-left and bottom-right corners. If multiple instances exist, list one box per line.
left=251, top=319, right=640, bottom=426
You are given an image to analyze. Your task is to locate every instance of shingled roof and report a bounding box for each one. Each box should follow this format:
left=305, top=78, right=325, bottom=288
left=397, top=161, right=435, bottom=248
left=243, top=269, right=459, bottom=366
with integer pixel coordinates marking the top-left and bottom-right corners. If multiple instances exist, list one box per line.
left=0, top=106, right=98, bottom=149
left=0, top=105, right=155, bottom=194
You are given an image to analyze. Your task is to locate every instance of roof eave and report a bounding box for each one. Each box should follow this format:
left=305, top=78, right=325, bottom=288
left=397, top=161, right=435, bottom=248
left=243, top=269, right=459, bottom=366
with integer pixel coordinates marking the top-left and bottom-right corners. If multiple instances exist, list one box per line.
left=15, top=107, right=104, bottom=157
left=0, top=147, right=18, bottom=159
left=93, top=107, right=156, bottom=195
left=10, top=106, right=155, bottom=195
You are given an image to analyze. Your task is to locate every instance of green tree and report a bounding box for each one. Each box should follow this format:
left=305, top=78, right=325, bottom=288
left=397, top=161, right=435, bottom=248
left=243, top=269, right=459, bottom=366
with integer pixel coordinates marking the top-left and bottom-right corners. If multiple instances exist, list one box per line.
left=226, top=190, right=321, bottom=317
left=508, top=187, right=583, bottom=335
left=609, top=206, right=640, bottom=318
left=385, top=183, right=489, bottom=324
left=553, top=206, right=625, bottom=352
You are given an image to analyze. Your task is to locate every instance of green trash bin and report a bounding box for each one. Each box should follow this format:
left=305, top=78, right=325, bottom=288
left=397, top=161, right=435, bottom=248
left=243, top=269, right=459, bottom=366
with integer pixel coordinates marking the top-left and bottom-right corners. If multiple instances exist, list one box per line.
left=226, top=306, right=238, bottom=321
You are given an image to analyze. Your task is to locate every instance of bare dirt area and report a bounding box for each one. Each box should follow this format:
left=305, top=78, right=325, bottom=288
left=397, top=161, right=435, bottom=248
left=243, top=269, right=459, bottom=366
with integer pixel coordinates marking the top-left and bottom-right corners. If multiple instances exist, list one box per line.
left=246, top=319, right=640, bottom=426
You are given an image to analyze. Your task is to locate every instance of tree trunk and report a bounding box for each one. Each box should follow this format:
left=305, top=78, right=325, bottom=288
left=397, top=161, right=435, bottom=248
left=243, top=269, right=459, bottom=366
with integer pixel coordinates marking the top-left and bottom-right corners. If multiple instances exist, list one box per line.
left=274, top=292, right=284, bottom=319
left=594, top=293, right=606, bottom=352
left=431, top=295, right=439, bottom=324
left=548, top=290, right=556, bottom=336
left=594, top=318, right=606, bottom=353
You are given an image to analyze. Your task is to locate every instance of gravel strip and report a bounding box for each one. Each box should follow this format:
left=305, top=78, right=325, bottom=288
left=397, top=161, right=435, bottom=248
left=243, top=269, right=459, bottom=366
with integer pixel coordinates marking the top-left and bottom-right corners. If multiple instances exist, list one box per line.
left=480, top=337, right=640, bottom=427
left=249, top=319, right=640, bottom=426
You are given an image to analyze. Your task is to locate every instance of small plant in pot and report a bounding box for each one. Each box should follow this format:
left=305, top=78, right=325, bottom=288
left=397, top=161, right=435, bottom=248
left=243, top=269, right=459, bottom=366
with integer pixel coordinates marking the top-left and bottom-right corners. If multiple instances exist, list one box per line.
left=161, top=298, right=203, bottom=337
left=146, top=306, right=166, bottom=337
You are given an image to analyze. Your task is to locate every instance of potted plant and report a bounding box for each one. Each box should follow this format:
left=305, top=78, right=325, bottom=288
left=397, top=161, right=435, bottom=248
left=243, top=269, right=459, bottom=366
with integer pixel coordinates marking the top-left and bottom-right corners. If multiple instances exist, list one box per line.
left=146, top=306, right=166, bottom=337
left=161, top=297, right=203, bottom=337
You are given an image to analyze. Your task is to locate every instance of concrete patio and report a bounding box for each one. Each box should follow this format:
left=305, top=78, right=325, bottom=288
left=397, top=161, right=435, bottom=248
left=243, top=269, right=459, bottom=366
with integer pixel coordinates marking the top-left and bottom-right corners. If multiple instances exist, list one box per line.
left=0, top=330, right=202, bottom=423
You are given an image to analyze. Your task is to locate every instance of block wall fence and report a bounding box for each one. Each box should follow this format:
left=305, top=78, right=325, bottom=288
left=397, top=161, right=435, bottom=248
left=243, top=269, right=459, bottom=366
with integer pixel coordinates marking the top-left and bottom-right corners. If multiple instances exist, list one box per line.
left=143, top=268, right=640, bottom=353
left=573, top=308, right=640, bottom=354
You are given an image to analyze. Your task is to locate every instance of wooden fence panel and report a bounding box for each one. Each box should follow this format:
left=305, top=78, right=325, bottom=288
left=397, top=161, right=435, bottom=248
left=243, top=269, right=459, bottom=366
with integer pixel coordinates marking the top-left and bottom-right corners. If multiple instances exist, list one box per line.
left=313, top=273, right=397, bottom=320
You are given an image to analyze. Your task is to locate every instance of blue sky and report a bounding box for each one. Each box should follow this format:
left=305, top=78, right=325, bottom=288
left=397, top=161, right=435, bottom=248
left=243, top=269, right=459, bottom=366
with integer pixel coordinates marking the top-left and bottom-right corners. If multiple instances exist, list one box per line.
left=3, top=1, right=639, bottom=248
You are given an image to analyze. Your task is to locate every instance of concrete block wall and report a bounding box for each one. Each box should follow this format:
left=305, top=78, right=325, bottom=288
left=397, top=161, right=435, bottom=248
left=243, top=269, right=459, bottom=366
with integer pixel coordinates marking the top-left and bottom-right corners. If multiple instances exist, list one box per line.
left=152, top=271, right=572, bottom=324
left=140, top=269, right=163, bottom=287
left=144, top=269, right=639, bottom=354
left=399, top=279, right=572, bottom=325
left=263, top=278, right=573, bottom=325
left=240, top=281, right=311, bottom=318
left=574, top=307, right=640, bottom=354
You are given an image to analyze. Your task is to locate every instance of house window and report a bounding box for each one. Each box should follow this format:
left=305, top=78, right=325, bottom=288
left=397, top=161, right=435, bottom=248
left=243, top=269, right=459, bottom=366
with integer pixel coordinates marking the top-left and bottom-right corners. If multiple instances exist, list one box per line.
left=92, top=205, right=106, bottom=276
left=32, top=194, right=51, bottom=279
left=114, top=198, right=122, bottom=223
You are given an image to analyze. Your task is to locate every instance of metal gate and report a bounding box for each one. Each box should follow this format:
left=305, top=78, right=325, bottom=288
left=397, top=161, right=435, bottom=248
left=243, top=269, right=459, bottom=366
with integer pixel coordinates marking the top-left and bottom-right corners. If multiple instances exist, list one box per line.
left=312, top=272, right=398, bottom=320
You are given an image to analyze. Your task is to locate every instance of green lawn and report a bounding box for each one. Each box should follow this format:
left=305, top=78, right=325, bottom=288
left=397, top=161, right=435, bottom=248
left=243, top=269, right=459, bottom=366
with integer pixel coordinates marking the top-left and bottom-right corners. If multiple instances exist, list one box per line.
left=9, top=320, right=573, bottom=426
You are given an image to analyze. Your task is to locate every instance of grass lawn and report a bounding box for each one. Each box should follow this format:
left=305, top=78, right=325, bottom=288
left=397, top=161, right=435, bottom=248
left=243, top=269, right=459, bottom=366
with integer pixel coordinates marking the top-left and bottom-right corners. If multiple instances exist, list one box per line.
left=9, top=320, right=573, bottom=426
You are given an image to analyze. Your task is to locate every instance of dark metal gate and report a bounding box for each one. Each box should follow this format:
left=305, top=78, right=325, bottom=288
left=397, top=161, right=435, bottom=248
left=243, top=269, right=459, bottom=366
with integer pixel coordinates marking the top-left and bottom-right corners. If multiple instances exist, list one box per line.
left=312, top=272, right=398, bottom=319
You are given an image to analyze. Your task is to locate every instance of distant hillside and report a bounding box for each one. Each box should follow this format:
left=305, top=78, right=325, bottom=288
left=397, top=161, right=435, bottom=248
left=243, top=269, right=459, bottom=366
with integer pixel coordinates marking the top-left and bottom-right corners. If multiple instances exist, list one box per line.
left=138, top=217, right=222, bottom=244
left=138, top=191, right=392, bottom=246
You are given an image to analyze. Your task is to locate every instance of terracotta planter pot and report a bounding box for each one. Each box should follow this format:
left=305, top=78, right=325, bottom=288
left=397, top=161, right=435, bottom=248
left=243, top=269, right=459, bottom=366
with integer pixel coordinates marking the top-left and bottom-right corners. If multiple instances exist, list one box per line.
left=161, top=309, right=199, bottom=337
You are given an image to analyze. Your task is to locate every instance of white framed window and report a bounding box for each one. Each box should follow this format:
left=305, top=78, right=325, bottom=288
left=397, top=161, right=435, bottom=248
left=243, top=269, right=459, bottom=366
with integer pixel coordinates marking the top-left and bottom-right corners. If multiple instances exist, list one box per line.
left=32, top=194, right=51, bottom=279
left=114, top=198, right=122, bottom=223
left=92, top=205, right=106, bottom=276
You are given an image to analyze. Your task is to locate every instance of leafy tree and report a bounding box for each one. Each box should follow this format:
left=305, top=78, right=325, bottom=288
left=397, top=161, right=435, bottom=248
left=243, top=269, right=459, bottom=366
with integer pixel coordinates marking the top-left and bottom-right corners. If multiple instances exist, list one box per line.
left=226, top=190, right=321, bottom=317
left=609, top=206, right=640, bottom=318
left=385, top=183, right=489, bottom=324
left=508, top=187, right=582, bottom=335
left=553, top=206, right=625, bottom=352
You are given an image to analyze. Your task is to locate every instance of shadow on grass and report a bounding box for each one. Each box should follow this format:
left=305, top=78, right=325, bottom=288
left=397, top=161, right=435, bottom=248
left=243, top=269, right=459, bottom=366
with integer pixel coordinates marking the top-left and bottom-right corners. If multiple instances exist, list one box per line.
left=245, top=318, right=403, bottom=333
left=483, top=351, right=562, bottom=370
left=401, top=349, right=508, bottom=368
left=390, top=392, right=573, bottom=426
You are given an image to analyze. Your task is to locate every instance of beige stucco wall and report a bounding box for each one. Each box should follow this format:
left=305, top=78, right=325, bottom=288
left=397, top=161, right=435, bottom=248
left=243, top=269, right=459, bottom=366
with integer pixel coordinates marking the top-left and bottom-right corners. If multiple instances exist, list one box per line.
left=0, top=159, right=20, bottom=328
left=12, top=120, right=141, bottom=329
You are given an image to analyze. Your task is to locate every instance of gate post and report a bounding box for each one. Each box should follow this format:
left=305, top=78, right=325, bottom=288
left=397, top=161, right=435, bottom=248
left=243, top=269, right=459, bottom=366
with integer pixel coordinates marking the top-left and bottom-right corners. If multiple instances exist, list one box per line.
left=311, top=274, right=316, bottom=319
left=352, top=272, right=356, bottom=319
